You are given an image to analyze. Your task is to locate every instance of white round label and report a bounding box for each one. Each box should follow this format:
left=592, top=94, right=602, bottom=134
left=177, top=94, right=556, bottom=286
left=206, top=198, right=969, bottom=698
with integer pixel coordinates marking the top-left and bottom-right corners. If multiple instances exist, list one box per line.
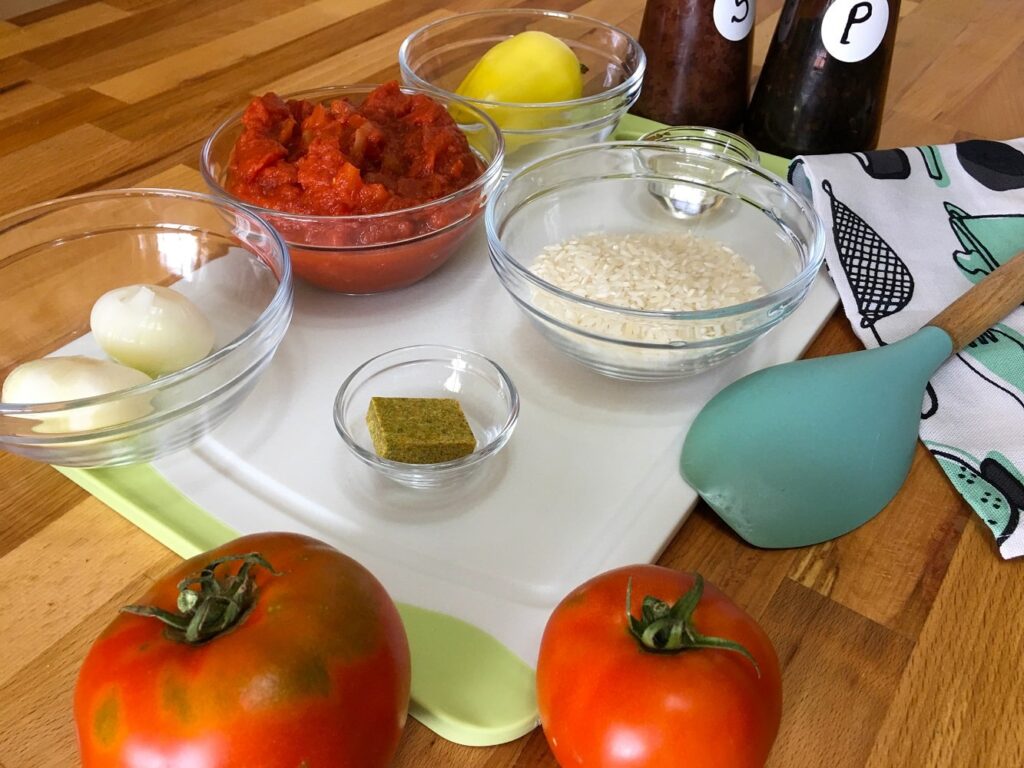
left=821, top=0, right=890, bottom=63
left=714, top=0, right=755, bottom=42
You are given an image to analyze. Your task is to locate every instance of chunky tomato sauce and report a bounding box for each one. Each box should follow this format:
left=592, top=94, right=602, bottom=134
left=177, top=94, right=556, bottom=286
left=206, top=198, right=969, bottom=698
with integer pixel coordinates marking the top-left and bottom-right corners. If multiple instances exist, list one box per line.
left=226, top=81, right=483, bottom=217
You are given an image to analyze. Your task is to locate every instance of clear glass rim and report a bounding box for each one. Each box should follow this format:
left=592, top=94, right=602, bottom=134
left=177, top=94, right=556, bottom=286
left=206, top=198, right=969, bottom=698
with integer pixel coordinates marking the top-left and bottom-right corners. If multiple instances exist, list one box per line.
left=0, top=187, right=293, bottom=419
left=484, top=140, right=825, bottom=322
left=639, top=126, right=761, bottom=164
left=333, top=344, right=520, bottom=473
left=398, top=8, right=646, bottom=111
left=200, top=83, right=505, bottom=236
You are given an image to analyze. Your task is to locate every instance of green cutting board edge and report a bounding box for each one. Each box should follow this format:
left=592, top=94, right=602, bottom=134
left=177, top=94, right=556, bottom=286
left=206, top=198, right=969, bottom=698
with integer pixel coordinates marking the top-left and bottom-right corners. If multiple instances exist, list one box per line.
left=57, top=113, right=791, bottom=749
left=56, top=463, right=539, bottom=747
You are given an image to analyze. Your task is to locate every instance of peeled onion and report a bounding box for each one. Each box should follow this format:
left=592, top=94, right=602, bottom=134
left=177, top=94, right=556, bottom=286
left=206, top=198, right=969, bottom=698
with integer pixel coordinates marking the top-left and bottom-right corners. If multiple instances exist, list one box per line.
left=90, top=284, right=214, bottom=377
left=1, top=356, right=152, bottom=433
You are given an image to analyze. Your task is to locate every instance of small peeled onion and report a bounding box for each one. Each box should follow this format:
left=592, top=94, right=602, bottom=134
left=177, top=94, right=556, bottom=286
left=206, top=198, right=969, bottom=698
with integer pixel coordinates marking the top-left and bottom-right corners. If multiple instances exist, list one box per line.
left=90, top=284, right=214, bottom=377
left=1, top=356, right=152, bottom=433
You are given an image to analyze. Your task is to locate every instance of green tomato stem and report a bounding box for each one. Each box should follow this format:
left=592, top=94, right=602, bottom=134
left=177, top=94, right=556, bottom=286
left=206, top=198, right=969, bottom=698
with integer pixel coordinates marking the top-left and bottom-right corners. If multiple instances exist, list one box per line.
left=626, top=573, right=761, bottom=676
left=121, top=553, right=280, bottom=644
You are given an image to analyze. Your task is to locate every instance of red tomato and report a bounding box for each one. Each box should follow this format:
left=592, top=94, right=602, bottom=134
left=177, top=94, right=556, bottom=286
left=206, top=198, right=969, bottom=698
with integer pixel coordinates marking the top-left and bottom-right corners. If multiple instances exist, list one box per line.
left=536, top=565, right=781, bottom=768
left=74, top=532, right=411, bottom=768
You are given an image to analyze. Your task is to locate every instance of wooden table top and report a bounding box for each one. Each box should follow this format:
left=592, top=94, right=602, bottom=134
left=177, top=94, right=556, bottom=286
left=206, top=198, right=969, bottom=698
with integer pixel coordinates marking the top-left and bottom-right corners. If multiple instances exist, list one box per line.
left=1, top=0, right=1022, bottom=766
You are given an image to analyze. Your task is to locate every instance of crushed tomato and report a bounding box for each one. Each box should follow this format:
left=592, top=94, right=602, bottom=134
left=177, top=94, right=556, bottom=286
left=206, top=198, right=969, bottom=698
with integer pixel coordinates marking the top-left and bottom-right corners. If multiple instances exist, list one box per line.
left=226, top=81, right=484, bottom=216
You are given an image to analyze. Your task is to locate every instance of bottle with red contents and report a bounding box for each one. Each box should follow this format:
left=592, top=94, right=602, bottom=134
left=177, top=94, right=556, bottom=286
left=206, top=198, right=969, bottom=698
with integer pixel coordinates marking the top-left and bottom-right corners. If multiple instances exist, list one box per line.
left=744, top=0, right=901, bottom=156
left=633, top=0, right=756, bottom=131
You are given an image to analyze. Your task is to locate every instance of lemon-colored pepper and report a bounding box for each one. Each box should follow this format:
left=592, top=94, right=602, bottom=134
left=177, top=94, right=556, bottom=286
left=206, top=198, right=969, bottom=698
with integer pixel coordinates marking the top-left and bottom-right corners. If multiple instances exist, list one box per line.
left=457, top=30, right=584, bottom=106
left=455, top=31, right=585, bottom=153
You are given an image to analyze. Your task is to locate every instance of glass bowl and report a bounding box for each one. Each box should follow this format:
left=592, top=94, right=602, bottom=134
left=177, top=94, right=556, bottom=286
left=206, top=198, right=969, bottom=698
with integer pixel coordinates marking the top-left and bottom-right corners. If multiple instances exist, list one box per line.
left=485, top=142, right=825, bottom=381
left=334, top=345, right=519, bottom=488
left=201, top=84, right=503, bottom=294
left=639, top=126, right=760, bottom=164
left=0, top=188, right=293, bottom=467
left=399, top=9, right=645, bottom=174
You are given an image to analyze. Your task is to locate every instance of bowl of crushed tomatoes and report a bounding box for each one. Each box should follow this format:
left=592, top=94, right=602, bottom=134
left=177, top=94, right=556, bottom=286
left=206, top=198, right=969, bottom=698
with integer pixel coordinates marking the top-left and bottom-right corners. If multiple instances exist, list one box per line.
left=201, top=82, right=504, bottom=294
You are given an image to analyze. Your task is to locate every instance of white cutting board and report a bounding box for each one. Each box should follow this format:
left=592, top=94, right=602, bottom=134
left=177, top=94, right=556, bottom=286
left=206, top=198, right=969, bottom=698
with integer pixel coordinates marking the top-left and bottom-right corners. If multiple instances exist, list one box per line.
left=151, top=221, right=838, bottom=667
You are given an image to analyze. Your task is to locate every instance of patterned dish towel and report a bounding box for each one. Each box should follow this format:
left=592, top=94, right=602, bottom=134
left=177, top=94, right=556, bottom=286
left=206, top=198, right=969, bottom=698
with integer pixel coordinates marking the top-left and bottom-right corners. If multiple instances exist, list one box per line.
left=790, top=139, right=1024, bottom=559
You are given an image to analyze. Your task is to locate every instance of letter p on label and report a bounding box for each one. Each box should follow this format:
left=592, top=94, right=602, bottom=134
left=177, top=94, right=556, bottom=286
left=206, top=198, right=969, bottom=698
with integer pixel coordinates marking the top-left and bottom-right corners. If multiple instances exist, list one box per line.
left=821, top=0, right=890, bottom=63
left=841, top=2, right=873, bottom=44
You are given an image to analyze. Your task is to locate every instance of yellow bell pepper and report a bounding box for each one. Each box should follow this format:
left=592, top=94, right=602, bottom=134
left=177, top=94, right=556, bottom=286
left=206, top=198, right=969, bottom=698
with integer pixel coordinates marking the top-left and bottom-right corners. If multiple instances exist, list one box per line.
left=457, top=30, right=584, bottom=106
left=455, top=31, right=585, bottom=155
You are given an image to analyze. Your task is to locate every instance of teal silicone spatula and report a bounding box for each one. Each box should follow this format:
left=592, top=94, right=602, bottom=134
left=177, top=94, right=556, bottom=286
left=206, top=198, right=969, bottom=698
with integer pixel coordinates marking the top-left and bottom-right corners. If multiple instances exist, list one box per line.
left=681, top=251, right=1024, bottom=548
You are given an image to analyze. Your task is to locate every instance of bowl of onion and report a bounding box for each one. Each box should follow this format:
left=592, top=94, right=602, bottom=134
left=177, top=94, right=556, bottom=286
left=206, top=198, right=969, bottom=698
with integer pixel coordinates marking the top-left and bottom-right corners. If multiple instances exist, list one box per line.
left=0, top=188, right=293, bottom=467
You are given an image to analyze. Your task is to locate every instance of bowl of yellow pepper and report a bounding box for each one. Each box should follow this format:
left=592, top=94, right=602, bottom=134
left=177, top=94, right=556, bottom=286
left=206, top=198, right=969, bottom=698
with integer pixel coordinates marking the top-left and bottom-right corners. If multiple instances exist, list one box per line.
left=399, top=8, right=645, bottom=173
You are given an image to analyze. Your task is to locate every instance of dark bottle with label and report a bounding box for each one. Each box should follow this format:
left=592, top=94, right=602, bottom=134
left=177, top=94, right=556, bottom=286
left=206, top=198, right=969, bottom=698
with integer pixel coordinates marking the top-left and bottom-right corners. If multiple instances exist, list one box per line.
left=633, top=0, right=756, bottom=131
left=744, top=0, right=901, bottom=156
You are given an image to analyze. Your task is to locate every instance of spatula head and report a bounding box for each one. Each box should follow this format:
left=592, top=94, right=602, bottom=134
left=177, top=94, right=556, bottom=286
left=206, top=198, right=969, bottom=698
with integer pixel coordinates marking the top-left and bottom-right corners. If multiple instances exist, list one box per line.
left=680, top=327, right=953, bottom=548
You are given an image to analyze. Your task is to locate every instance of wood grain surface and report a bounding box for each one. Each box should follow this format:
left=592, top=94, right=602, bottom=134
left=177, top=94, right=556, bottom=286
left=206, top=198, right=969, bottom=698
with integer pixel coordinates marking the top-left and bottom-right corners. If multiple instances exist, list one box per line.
left=1, top=0, right=1023, bottom=766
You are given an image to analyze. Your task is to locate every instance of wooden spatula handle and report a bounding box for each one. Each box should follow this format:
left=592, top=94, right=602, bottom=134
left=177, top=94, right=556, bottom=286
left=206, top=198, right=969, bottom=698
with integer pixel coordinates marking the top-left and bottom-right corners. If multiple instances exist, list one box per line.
left=927, top=251, right=1024, bottom=352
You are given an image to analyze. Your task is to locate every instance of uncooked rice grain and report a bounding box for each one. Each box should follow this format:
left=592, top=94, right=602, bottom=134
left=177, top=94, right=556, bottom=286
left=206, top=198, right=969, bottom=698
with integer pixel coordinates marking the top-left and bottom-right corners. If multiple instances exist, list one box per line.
left=530, top=232, right=766, bottom=344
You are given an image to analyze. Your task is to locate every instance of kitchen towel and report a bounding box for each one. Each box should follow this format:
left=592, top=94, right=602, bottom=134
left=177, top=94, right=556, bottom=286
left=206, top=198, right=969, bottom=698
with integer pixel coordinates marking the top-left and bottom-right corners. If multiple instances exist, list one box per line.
left=790, top=138, right=1024, bottom=559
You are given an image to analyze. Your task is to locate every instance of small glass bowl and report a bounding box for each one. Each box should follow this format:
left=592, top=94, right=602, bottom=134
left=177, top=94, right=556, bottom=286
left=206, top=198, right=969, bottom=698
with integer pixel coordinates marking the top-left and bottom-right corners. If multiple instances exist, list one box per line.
left=399, top=9, right=644, bottom=174
left=201, top=84, right=503, bottom=294
left=334, top=345, right=519, bottom=488
left=639, top=126, right=760, bottom=164
left=485, top=142, right=824, bottom=380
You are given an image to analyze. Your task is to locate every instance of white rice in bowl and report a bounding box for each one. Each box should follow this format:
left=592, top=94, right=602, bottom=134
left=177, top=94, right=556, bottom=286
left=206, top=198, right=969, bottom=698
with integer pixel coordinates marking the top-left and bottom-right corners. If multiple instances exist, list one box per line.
left=530, top=232, right=766, bottom=344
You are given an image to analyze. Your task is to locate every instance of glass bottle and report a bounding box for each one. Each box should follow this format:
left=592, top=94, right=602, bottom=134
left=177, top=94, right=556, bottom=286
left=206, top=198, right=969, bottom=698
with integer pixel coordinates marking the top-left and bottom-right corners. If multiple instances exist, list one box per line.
left=744, top=0, right=901, bottom=156
left=633, top=0, right=756, bottom=131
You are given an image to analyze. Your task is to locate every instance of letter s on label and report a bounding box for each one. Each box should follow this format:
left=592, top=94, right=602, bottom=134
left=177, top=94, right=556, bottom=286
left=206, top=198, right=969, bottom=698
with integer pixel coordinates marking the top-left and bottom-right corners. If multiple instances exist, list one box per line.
left=821, top=0, right=890, bottom=63
left=714, top=0, right=755, bottom=42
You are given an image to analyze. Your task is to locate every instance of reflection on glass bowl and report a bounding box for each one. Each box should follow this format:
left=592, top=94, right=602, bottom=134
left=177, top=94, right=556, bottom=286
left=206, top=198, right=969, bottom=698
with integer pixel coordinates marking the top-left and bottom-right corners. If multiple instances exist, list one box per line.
left=0, top=188, right=293, bottom=467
